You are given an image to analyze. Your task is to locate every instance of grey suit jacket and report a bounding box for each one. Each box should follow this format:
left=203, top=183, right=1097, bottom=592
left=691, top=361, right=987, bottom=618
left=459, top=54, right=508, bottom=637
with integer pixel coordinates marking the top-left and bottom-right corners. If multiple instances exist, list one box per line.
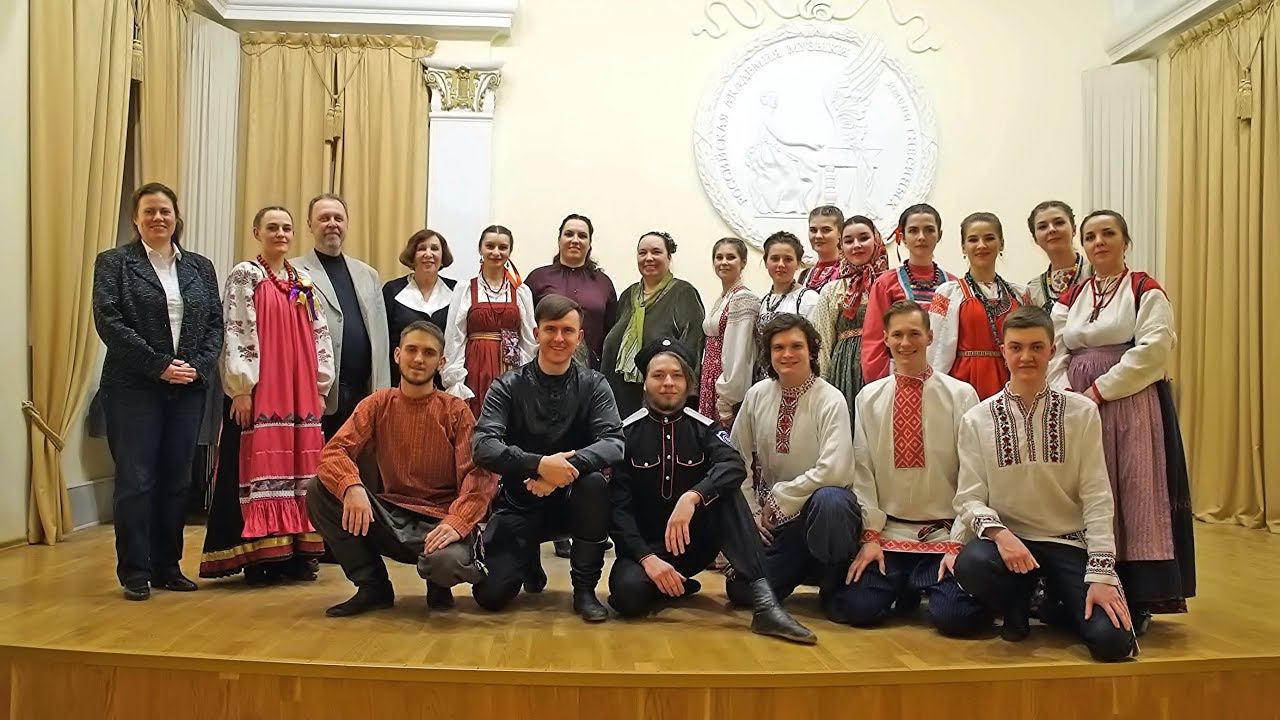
left=293, top=249, right=391, bottom=413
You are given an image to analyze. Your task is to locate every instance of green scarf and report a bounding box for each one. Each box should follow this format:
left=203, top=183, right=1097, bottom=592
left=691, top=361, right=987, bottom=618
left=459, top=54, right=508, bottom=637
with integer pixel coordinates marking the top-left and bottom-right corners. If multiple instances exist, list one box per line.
left=616, top=273, right=675, bottom=383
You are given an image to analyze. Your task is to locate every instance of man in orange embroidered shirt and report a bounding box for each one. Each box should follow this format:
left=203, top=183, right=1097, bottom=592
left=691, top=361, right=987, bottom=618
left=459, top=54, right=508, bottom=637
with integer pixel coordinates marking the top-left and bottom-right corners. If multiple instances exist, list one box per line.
left=309, top=320, right=498, bottom=617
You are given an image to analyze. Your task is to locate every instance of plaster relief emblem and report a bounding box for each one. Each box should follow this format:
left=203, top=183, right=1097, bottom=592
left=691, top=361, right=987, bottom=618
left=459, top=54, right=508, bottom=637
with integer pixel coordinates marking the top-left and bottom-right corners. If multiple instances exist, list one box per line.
left=693, top=0, right=940, bottom=54
left=694, top=22, right=937, bottom=253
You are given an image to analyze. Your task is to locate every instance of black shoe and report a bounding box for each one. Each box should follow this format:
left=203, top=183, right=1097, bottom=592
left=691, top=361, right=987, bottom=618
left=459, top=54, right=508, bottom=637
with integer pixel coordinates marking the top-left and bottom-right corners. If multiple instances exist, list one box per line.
left=1001, top=606, right=1031, bottom=642
left=281, top=557, right=319, bottom=582
left=524, top=555, right=548, bottom=594
left=553, top=539, right=572, bottom=558
left=152, top=574, right=198, bottom=592
left=426, top=582, right=454, bottom=610
left=1132, top=607, right=1153, bottom=637
left=123, top=584, right=151, bottom=601
left=682, top=578, right=702, bottom=596
left=326, top=583, right=395, bottom=617
left=244, top=566, right=278, bottom=587
left=569, top=538, right=609, bottom=623
left=746, top=578, right=816, bottom=644
left=725, top=576, right=752, bottom=608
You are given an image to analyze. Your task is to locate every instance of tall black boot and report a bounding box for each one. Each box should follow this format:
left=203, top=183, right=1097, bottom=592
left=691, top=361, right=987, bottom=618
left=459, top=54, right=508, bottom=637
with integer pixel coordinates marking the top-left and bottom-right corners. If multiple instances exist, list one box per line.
left=569, top=538, right=609, bottom=622
left=747, top=578, right=816, bottom=644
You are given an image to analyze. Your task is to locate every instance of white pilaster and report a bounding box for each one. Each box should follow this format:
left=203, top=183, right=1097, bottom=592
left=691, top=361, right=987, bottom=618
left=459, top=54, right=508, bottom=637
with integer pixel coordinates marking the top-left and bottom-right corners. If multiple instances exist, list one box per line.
left=422, top=59, right=503, bottom=283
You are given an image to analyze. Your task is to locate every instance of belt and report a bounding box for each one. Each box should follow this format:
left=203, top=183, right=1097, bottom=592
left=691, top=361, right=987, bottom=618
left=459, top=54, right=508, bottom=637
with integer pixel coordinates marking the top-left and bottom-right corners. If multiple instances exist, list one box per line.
left=468, top=332, right=502, bottom=341
left=958, top=350, right=1001, bottom=358
left=838, top=328, right=864, bottom=341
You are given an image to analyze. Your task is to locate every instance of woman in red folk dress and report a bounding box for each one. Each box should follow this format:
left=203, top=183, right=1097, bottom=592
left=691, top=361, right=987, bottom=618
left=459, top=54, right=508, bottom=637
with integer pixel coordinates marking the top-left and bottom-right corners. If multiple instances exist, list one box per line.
left=199, top=206, right=334, bottom=585
left=928, top=212, right=1031, bottom=400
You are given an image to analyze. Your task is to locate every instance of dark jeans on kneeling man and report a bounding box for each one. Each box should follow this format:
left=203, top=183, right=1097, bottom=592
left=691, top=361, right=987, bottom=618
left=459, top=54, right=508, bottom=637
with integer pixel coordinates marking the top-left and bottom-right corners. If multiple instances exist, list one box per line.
left=764, top=486, right=862, bottom=606
left=305, top=477, right=484, bottom=590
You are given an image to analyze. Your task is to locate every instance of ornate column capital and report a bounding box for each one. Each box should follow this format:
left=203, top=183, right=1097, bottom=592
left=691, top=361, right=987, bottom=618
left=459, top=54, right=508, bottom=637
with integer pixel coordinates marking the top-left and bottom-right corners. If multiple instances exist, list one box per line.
left=422, top=59, right=504, bottom=114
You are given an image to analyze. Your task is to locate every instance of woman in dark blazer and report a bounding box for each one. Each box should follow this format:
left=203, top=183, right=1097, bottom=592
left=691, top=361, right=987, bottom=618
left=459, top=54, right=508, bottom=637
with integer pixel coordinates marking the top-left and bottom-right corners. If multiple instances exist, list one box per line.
left=92, top=182, right=223, bottom=601
left=381, top=228, right=457, bottom=386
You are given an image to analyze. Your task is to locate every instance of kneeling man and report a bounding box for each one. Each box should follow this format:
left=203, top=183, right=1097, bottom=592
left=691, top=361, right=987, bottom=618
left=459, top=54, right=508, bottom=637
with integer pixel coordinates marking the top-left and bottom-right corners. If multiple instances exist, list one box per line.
left=951, top=306, right=1136, bottom=661
left=310, top=321, right=497, bottom=616
left=608, top=338, right=815, bottom=644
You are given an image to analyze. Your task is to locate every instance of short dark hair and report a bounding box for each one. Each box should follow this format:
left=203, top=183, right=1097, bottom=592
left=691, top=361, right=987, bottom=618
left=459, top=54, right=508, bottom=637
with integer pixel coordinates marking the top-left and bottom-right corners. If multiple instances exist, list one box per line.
left=535, top=293, right=583, bottom=326
left=253, top=205, right=293, bottom=228
left=400, top=319, right=444, bottom=347
left=882, top=299, right=930, bottom=331
left=1027, top=200, right=1076, bottom=235
left=639, top=230, right=677, bottom=255
left=1002, top=305, right=1055, bottom=343
left=897, top=203, right=942, bottom=236
left=398, top=229, right=454, bottom=270
left=809, top=205, right=845, bottom=227
left=131, top=182, right=184, bottom=244
left=762, top=231, right=804, bottom=261
left=1080, top=209, right=1132, bottom=247
left=757, top=313, right=822, bottom=380
left=307, top=192, right=348, bottom=220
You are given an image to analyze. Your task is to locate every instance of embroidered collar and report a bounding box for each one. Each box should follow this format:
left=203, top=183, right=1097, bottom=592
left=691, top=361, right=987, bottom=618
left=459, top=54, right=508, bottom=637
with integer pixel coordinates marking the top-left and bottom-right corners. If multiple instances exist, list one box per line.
left=893, top=365, right=934, bottom=386
left=780, top=374, right=817, bottom=400
left=1003, top=383, right=1051, bottom=415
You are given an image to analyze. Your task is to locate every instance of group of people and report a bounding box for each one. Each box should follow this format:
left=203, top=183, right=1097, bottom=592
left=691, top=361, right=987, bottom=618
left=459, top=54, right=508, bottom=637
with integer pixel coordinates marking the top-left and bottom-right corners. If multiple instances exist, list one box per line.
left=91, top=183, right=1195, bottom=662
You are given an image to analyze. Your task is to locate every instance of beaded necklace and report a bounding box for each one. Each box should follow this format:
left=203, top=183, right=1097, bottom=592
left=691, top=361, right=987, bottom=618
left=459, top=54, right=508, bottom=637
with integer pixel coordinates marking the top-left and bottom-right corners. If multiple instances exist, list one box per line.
left=257, top=255, right=316, bottom=317
left=1088, top=269, right=1128, bottom=323
left=1039, top=254, right=1084, bottom=309
left=964, top=272, right=1017, bottom=345
left=897, top=263, right=947, bottom=302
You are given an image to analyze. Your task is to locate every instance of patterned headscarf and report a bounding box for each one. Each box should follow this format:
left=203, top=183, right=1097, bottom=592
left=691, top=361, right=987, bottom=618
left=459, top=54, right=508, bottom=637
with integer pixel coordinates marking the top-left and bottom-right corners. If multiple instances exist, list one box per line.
left=839, top=238, right=889, bottom=321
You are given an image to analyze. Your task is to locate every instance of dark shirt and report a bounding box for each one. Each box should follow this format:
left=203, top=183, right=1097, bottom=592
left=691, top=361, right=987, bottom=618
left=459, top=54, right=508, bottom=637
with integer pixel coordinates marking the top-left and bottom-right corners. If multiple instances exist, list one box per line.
left=382, top=274, right=457, bottom=385
left=525, top=262, right=618, bottom=368
left=610, top=407, right=745, bottom=562
left=471, top=360, right=624, bottom=510
left=316, top=251, right=372, bottom=389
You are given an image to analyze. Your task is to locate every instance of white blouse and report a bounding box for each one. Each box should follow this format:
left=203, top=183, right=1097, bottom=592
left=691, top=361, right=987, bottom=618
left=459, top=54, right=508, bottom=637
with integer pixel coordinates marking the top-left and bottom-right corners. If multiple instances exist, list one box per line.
left=440, top=276, right=537, bottom=400
left=729, top=376, right=854, bottom=523
left=393, top=273, right=453, bottom=316
left=851, top=370, right=978, bottom=552
left=927, top=277, right=1030, bottom=375
left=954, top=385, right=1119, bottom=586
left=702, top=286, right=760, bottom=419
left=757, top=284, right=819, bottom=328
left=146, top=244, right=184, bottom=351
left=221, top=260, right=335, bottom=398
left=1046, top=270, right=1175, bottom=401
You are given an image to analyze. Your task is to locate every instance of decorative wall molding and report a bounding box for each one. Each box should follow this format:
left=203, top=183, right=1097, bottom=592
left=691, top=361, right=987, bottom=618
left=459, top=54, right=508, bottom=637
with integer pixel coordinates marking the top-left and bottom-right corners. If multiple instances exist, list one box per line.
left=692, top=0, right=940, bottom=53
left=200, top=0, right=518, bottom=34
left=694, top=22, right=937, bottom=253
left=423, top=62, right=503, bottom=114
left=1106, top=0, right=1241, bottom=61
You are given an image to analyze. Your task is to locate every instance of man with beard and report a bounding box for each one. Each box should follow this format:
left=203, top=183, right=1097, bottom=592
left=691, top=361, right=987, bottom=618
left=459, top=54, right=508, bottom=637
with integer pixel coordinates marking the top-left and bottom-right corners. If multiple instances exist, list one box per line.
left=607, top=337, right=816, bottom=643
left=309, top=321, right=497, bottom=617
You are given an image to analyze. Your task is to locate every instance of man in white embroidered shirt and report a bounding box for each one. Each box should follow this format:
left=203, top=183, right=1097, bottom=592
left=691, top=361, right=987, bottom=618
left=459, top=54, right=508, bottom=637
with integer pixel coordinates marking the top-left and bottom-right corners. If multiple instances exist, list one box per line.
left=834, top=300, right=987, bottom=635
left=950, top=306, right=1135, bottom=661
left=727, top=314, right=860, bottom=614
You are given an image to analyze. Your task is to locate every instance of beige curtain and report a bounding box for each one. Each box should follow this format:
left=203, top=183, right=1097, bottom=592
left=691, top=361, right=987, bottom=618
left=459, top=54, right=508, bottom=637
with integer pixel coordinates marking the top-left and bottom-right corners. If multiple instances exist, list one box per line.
left=236, top=33, right=333, bottom=258
left=237, top=33, right=433, bottom=272
left=27, top=0, right=133, bottom=543
left=1167, top=0, right=1279, bottom=531
left=335, top=36, right=432, bottom=277
left=136, top=0, right=191, bottom=190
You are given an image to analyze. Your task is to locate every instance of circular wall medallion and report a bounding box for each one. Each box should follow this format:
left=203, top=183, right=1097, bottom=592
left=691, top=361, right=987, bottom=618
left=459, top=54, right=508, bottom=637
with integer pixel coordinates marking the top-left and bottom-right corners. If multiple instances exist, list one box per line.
left=694, top=22, right=937, bottom=254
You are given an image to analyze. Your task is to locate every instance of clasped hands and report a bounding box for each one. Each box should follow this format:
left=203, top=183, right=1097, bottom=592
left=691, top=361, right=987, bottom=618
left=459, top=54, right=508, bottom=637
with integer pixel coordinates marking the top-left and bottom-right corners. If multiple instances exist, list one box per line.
left=524, top=451, right=579, bottom=497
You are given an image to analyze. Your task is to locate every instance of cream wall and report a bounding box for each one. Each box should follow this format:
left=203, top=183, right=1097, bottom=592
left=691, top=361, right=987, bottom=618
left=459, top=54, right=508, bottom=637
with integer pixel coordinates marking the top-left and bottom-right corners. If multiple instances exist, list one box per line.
left=0, top=0, right=30, bottom=543
left=490, top=0, right=1113, bottom=299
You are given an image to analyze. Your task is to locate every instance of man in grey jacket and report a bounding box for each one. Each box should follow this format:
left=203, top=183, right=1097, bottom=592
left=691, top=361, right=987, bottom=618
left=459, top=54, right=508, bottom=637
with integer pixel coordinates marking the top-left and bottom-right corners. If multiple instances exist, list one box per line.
left=294, top=193, right=391, bottom=439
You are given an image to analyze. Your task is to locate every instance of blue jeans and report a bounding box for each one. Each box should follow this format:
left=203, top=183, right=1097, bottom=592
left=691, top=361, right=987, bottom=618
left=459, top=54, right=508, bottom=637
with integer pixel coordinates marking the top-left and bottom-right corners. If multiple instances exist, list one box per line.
left=765, top=486, right=862, bottom=602
left=825, top=550, right=988, bottom=635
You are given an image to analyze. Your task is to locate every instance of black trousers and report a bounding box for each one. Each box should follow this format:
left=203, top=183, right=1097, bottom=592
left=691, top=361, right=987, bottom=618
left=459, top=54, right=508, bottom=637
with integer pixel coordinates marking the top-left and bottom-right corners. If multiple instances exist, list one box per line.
left=101, top=383, right=206, bottom=587
left=824, top=550, right=988, bottom=635
left=306, top=478, right=484, bottom=589
left=321, top=381, right=369, bottom=440
left=954, top=537, right=1136, bottom=662
left=471, top=472, right=610, bottom=611
left=608, top=488, right=766, bottom=618
left=765, top=486, right=862, bottom=602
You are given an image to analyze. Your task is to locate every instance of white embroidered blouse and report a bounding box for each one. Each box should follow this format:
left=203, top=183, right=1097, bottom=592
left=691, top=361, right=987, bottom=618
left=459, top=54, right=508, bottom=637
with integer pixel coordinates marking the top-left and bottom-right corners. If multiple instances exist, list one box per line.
left=702, top=286, right=760, bottom=419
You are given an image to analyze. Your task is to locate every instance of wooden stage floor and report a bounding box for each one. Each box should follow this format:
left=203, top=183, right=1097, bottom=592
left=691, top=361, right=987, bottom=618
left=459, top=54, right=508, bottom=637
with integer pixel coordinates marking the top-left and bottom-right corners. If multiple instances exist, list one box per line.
left=2, top=522, right=1279, bottom=719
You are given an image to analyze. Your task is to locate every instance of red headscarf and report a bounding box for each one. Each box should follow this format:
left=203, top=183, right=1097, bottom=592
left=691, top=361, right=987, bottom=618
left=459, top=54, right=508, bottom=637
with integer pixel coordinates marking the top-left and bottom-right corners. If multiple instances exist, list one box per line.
left=838, top=238, right=889, bottom=321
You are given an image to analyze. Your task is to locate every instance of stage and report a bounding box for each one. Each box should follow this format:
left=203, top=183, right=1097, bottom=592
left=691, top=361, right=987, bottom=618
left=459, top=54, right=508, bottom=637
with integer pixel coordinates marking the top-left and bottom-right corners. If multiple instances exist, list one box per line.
left=1, top=522, right=1277, bottom=719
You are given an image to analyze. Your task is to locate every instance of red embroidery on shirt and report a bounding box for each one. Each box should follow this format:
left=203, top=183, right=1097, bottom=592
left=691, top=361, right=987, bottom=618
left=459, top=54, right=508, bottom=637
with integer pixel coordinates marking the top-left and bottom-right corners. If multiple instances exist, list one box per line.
left=775, top=376, right=817, bottom=454
left=928, top=292, right=950, bottom=315
left=892, top=368, right=931, bottom=468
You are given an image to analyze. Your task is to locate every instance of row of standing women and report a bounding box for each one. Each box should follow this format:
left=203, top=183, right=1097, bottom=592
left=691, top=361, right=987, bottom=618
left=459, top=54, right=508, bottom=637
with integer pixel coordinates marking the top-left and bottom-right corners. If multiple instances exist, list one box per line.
left=92, top=183, right=1192, bottom=623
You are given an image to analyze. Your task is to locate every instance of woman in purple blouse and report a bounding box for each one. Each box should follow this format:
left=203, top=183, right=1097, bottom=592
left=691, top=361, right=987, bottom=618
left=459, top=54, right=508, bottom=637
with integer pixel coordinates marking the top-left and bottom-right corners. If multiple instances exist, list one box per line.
left=525, top=213, right=619, bottom=368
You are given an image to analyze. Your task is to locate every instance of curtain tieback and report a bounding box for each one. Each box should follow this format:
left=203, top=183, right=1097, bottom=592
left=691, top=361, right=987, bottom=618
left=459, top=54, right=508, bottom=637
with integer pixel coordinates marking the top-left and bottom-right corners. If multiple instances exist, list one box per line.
left=21, top=401, right=65, bottom=452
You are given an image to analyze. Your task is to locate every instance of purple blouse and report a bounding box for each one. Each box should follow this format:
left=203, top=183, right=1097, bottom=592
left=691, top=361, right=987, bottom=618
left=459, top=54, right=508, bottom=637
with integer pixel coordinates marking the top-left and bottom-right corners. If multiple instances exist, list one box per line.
left=525, top=261, right=618, bottom=368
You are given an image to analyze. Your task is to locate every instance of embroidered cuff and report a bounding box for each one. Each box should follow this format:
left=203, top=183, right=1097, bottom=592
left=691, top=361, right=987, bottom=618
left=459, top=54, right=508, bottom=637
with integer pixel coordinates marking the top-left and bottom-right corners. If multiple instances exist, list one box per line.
left=971, top=514, right=1005, bottom=537
left=1089, top=382, right=1107, bottom=404
left=860, top=529, right=882, bottom=544
left=1085, top=551, right=1119, bottom=585
left=943, top=541, right=963, bottom=555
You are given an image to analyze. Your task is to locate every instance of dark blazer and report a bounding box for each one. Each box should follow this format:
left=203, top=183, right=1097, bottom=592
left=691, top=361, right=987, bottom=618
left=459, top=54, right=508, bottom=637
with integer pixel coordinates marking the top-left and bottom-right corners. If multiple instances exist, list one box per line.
left=92, top=241, right=224, bottom=389
left=381, top=274, right=456, bottom=385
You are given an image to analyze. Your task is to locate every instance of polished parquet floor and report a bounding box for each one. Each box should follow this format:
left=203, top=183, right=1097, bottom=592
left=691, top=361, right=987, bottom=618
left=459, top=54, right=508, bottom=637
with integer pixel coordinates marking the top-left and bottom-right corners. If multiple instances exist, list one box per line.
left=2, top=522, right=1279, bottom=719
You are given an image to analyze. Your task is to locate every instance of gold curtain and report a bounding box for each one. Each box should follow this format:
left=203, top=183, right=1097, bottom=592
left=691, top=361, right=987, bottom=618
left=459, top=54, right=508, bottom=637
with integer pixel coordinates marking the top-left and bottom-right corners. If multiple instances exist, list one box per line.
left=27, top=0, right=133, bottom=543
left=1167, top=0, right=1279, bottom=531
left=135, top=0, right=191, bottom=190
left=236, top=33, right=433, bottom=272
left=236, top=32, right=334, bottom=258
left=335, top=36, right=432, bottom=277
